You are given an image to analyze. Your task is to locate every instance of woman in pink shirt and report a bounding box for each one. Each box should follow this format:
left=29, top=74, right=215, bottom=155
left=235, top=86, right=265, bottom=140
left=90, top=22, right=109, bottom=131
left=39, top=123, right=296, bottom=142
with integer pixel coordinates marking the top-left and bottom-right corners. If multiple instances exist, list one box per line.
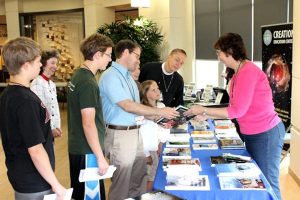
left=185, top=33, right=285, bottom=200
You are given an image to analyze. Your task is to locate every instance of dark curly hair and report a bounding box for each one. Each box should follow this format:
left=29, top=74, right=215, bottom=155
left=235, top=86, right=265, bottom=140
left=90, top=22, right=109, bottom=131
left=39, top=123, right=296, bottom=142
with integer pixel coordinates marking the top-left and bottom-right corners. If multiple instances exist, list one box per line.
left=41, top=50, right=59, bottom=67
left=214, top=33, right=247, bottom=61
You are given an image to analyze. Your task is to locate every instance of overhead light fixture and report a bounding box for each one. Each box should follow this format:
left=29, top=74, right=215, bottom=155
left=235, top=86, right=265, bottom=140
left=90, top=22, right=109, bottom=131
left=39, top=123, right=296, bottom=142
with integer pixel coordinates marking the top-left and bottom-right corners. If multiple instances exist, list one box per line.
left=131, top=0, right=151, bottom=8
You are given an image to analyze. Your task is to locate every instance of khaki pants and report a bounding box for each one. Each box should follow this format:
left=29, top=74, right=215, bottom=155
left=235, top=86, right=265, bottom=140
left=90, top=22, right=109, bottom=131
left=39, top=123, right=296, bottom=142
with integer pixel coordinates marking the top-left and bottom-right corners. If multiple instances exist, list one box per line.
left=105, top=128, right=147, bottom=200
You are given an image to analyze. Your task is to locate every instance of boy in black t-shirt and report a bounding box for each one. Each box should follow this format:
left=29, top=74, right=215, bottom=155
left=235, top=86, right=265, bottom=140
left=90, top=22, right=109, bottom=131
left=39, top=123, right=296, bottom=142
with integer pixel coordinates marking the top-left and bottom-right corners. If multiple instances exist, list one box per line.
left=0, top=37, right=66, bottom=200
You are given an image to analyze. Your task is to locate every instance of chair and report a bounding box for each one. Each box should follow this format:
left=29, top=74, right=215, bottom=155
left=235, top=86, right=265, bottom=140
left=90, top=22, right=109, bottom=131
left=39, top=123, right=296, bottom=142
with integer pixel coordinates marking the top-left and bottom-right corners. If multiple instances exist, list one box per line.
left=281, top=125, right=291, bottom=163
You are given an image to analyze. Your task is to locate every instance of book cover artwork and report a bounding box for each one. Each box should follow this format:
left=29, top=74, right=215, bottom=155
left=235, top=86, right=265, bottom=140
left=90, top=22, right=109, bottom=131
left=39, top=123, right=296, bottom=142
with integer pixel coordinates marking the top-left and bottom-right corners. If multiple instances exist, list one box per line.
left=163, top=158, right=201, bottom=171
left=219, top=138, right=245, bottom=149
left=165, top=175, right=210, bottom=190
left=215, top=163, right=261, bottom=177
left=157, top=105, right=195, bottom=128
left=192, top=143, right=218, bottom=150
left=219, top=176, right=266, bottom=190
left=162, top=148, right=192, bottom=159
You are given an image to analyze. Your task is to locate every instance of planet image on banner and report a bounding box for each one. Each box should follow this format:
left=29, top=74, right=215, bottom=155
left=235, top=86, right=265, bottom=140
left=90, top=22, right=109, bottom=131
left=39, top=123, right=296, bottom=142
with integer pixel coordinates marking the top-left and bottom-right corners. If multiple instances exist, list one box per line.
left=265, top=54, right=290, bottom=93
left=263, top=30, right=272, bottom=46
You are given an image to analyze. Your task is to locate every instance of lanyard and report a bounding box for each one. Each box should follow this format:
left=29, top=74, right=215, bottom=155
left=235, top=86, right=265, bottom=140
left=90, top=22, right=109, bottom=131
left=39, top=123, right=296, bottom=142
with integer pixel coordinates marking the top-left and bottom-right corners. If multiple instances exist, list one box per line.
left=113, top=66, right=137, bottom=102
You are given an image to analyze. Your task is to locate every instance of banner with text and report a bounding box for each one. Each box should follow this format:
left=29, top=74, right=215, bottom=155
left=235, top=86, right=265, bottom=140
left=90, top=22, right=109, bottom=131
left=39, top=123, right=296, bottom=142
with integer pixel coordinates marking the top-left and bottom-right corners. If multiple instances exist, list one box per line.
left=262, top=23, right=293, bottom=129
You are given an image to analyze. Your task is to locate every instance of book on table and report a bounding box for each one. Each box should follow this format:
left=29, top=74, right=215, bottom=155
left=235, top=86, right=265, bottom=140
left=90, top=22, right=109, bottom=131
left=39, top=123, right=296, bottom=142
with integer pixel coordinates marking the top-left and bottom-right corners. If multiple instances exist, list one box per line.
left=167, top=133, right=190, bottom=142
left=163, top=158, right=201, bottom=171
left=219, top=176, right=266, bottom=190
left=215, top=163, right=261, bottom=177
left=210, top=154, right=251, bottom=167
left=213, top=119, right=234, bottom=126
left=156, top=105, right=195, bottom=128
left=165, top=174, right=210, bottom=190
left=218, top=137, right=245, bottom=149
left=162, top=147, right=191, bottom=159
left=192, top=136, right=217, bottom=144
left=215, top=130, right=240, bottom=138
left=191, top=120, right=210, bottom=131
left=192, top=143, right=218, bottom=150
left=191, top=130, right=215, bottom=138
left=166, top=141, right=190, bottom=148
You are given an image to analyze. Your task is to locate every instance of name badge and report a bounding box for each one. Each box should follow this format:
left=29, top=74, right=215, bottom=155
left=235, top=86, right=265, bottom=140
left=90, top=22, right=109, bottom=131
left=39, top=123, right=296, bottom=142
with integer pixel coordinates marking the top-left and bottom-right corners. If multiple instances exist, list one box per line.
left=135, top=116, right=145, bottom=125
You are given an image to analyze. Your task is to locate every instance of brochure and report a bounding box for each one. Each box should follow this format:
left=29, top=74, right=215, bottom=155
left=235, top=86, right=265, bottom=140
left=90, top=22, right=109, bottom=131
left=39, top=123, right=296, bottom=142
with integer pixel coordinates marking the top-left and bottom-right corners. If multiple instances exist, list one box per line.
left=43, top=188, right=73, bottom=200
left=79, top=165, right=117, bottom=182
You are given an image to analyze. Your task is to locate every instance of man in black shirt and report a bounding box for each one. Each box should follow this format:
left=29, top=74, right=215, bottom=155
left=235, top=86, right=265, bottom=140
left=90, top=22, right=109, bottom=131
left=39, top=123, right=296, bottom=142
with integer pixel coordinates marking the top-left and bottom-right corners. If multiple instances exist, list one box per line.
left=139, top=49, right=187, bottom=107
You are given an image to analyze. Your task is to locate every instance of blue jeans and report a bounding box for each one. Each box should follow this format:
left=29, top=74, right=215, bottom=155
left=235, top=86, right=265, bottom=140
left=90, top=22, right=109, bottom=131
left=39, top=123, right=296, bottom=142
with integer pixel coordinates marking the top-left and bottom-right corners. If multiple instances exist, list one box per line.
left=242, top=122, right=285, bottom=200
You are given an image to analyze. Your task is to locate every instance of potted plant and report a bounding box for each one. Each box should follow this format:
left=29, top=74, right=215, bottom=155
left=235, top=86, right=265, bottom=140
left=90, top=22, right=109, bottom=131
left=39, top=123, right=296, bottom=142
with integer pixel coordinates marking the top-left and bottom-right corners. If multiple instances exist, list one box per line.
left=97, top=16, right=163, bottom=65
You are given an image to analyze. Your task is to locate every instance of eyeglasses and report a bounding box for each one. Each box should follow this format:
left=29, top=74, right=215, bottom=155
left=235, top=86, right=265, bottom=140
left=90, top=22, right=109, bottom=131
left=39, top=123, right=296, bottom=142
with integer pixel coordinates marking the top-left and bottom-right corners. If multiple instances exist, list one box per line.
left=103, top=52, right=112, bottom=58
left=131, top=51, right=140, bottom=59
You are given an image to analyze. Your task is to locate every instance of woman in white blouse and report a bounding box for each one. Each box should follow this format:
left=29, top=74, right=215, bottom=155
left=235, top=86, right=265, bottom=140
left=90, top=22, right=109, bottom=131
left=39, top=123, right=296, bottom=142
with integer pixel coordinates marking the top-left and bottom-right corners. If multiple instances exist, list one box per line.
left=31, top=50, right=62, bottom=138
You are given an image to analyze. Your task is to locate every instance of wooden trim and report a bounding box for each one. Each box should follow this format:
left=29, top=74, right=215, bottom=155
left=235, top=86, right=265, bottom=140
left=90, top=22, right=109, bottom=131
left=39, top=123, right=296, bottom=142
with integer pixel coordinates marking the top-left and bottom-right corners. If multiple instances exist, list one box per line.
left=19, top=8, right=83, bottom=16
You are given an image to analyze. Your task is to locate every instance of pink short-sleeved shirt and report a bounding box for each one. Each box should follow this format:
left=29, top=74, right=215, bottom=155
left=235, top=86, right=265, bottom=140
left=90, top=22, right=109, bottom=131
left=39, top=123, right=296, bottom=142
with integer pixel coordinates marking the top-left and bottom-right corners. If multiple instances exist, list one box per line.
left=227, top=61, right=281, bottom=135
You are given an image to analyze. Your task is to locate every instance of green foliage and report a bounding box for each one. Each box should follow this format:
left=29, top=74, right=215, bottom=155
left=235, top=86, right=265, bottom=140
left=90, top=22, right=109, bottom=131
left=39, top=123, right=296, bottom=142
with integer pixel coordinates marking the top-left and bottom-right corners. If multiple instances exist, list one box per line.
left=97, top=17, right=163, bottom=65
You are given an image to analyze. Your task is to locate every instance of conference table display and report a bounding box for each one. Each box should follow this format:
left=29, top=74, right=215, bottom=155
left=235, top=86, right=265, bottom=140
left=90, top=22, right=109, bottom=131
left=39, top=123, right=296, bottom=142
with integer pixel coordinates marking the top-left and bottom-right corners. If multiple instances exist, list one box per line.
left=153, top=119, right=278, bottom=200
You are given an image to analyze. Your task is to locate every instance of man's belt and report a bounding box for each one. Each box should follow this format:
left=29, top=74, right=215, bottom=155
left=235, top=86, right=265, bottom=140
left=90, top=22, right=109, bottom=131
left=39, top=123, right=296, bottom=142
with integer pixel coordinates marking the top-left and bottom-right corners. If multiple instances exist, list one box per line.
left=106, top=124, right=141, bottom=130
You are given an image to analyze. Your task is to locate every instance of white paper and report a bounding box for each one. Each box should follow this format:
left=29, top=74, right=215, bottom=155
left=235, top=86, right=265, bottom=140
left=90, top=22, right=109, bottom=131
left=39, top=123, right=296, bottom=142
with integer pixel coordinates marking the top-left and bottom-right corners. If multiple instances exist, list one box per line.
left=79, top=165, right=117, bottom=182
left=43, top=188, right=73, bottom=200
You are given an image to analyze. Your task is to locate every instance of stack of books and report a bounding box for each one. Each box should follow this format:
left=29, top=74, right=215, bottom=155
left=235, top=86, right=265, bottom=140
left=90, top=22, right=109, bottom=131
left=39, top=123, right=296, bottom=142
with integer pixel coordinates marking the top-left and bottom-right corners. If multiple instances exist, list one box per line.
left=162, top=147, right=192, bottom=160
left=213, top=119, right=245, bottom=149
left=191, top=130, right=218, bottom=150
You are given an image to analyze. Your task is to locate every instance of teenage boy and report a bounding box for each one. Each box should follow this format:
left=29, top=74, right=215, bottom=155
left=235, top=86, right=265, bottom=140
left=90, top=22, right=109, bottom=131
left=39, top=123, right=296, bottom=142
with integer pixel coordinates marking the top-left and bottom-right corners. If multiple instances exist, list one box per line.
left=67, top=33, right=114, bottom=200
left=0, top=37, right=66, bottom=200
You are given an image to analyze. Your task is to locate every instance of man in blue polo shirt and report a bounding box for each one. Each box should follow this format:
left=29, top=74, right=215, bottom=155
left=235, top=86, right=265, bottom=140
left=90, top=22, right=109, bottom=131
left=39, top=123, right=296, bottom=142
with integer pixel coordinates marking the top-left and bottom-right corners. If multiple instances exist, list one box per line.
left=99, top=39, right=178, bottom=200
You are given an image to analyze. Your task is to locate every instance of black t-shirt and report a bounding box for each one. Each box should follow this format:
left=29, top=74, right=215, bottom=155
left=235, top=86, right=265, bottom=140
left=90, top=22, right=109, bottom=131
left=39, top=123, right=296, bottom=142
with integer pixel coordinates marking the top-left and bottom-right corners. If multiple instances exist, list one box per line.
left=139, top=62, right=184, bottom=107
left=0, top=85, right=54, bottom=193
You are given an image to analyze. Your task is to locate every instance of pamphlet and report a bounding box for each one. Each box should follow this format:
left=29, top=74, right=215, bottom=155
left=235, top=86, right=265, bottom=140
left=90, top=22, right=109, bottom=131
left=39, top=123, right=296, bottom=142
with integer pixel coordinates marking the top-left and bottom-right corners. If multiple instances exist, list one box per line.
left=43, top=188, right=73, bottom=200
left=79, top=165, right=117, bottom=182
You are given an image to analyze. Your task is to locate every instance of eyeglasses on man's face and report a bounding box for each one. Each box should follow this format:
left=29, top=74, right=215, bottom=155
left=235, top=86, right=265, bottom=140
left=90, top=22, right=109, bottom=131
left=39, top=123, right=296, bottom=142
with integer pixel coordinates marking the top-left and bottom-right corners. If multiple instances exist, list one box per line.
left=103, top=52, right=112, bottom=58
left=131, top=51, right=140, bottom=59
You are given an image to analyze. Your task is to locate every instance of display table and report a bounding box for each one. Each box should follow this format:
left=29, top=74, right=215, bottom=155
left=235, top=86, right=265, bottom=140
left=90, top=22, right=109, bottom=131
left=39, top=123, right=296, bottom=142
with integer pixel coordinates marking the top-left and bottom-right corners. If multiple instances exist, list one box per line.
left=153, top=121, right=278, bottom=200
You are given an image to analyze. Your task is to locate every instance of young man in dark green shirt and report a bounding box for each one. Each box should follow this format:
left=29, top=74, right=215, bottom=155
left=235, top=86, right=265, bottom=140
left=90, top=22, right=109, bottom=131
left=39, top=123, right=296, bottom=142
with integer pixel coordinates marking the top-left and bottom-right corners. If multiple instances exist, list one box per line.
left=67, top=33, right=114, bottom=200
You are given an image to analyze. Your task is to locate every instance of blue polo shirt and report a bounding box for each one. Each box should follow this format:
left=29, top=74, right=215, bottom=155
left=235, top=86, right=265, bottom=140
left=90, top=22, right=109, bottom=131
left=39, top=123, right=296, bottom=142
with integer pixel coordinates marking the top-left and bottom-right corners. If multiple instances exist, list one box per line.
left=99, top=62, right=140, bottom=126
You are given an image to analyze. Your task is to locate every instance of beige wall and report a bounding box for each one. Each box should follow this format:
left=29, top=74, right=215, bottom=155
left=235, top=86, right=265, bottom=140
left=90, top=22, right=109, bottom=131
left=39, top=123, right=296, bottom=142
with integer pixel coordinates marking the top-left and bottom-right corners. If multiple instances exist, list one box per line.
left=84, top=0, right=114, bottom=37
left=290, top=0, right=300, bottom=182
left=140, top=0, right=194, bottom=83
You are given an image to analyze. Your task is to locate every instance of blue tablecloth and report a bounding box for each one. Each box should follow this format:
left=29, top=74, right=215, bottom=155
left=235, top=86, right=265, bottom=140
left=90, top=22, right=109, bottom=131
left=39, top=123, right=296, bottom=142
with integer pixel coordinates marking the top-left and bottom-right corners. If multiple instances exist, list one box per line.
left=153, top=120, right=278, bottom=200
